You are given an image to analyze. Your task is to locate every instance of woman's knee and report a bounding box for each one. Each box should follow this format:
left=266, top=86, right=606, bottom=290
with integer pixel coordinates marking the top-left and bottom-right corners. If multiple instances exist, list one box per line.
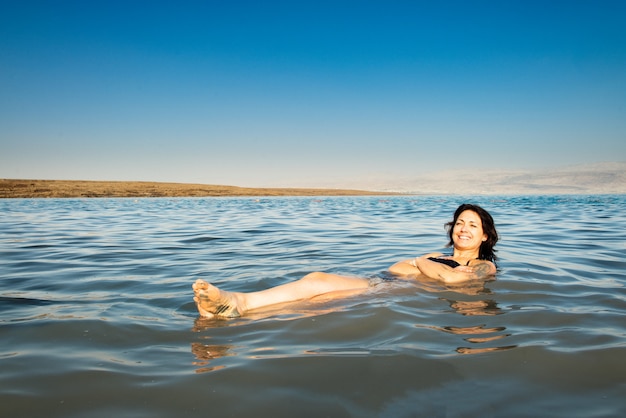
left=302, top=271, right=329, bottom=283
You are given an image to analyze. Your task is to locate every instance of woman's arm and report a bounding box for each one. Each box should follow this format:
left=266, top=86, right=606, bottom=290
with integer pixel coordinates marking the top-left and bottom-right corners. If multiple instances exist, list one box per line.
left=389, top=254, right=496, bottom=283
left=387, top=259, right=421, bottom=277
left=387, top=253, right=443, bottom=278
left=415, top=256, right=496, bottom=283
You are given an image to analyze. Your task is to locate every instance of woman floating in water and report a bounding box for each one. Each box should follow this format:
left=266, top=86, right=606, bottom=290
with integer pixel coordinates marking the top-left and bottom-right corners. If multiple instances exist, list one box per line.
left=192, top=203, right=498, bottom=318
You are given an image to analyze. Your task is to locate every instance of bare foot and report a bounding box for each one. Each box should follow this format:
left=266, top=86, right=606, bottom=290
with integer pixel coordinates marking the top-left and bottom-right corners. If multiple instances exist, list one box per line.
left=192, top=279, right=246, bottom=318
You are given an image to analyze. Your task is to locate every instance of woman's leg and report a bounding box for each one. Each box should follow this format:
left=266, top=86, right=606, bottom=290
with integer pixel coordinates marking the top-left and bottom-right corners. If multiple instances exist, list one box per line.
left=193, top=272, right=370, bottom=318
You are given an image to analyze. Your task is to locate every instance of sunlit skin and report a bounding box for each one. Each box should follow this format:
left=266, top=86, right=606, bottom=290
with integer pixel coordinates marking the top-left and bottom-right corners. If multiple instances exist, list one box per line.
left=193, top=208, right=497, bottom=318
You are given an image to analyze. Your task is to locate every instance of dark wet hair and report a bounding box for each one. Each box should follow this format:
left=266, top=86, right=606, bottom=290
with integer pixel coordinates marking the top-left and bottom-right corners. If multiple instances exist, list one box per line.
left=446, top=203, right=498, bottom=264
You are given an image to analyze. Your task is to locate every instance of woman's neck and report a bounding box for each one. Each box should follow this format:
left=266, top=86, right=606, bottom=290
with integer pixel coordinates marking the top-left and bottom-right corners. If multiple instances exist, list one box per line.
left=453, top=249, right=480, bottom=261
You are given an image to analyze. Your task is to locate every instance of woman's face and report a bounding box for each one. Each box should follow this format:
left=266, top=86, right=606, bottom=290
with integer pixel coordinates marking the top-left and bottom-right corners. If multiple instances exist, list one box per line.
left=452, top=210, right=487, bottom=251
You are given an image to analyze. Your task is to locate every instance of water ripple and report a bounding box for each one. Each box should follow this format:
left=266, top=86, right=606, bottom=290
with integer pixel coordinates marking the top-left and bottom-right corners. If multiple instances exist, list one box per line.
left=1, top=195, right=625, bottom=417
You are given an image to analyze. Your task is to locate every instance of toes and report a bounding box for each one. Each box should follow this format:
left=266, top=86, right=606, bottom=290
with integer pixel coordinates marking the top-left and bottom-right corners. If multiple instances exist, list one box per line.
left=194, top=296, right=215, bottom=318
left=193, top=281, right=213, bottom=300
left=193, top=279, right=209, bottom=291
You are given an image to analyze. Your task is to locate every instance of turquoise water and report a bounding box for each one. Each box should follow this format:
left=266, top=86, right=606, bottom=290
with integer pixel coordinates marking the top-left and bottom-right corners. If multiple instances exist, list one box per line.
left=1, top=195, right=625, bottom=417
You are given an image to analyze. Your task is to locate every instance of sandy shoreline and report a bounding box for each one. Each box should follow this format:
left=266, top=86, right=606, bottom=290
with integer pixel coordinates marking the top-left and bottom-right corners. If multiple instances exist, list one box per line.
left=0, top=179, right=396, bottom=198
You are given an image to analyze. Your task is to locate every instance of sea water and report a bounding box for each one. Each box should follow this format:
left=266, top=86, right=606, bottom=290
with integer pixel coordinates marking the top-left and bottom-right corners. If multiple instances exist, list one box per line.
left=1, top=195, right=624, bottom=417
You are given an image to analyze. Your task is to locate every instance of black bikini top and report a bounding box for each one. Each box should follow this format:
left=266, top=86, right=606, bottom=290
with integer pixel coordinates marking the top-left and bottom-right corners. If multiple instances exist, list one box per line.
left=427, top=257, right=472, bottom=268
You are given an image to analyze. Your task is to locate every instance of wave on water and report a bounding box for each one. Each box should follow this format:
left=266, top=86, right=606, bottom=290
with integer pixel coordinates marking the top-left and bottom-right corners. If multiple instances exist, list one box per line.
left=1, top=195, right=625, bottom=417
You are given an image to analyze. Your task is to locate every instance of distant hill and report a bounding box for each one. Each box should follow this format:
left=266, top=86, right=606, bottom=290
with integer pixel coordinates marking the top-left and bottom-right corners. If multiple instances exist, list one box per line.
left=312, top=162, right=626, bottom=195
left=0, top=179, right=393, bottom=198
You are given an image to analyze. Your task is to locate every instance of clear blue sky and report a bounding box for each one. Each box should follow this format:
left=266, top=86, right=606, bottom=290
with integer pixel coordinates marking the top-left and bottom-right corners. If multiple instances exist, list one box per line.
left=1, top=0, right=625, bottom=188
